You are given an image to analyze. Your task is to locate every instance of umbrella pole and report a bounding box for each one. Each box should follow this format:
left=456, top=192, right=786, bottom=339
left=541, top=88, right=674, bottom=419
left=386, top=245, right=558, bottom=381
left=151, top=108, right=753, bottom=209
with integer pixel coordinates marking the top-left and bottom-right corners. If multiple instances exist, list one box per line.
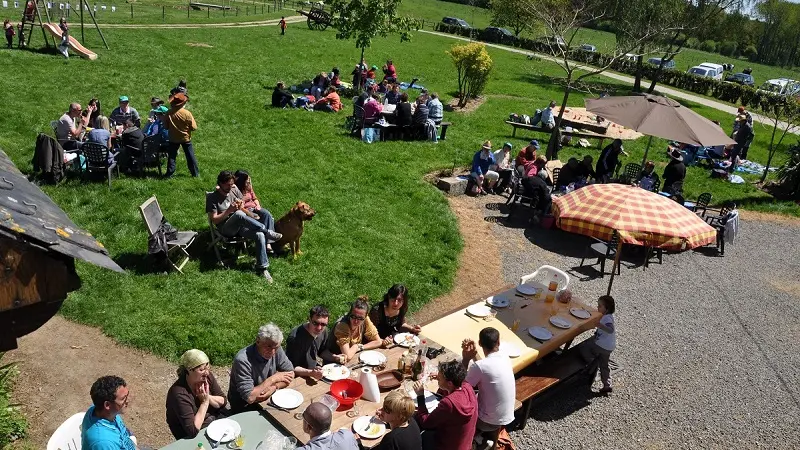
left=606, top=239, right=624, bottom=295
left=640, top=135, right=653, bottom=170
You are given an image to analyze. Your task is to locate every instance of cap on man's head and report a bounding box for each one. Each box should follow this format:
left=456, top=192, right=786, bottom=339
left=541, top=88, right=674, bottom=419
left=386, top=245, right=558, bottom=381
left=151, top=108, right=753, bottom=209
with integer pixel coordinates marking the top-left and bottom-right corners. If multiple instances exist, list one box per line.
left=119, top=95, right=129, bottom=102
left=503, top=142, right=513, bottom=149
left=371, top=65, right=378, bottom=70
left=529, top=139, right=540, bottom=149
left=154, top=105, right=168, bottom=114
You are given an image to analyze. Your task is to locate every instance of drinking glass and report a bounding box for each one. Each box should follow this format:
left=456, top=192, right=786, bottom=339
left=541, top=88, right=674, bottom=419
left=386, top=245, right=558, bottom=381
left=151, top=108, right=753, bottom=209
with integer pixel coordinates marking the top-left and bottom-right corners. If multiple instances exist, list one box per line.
left=484, top=309, right=497, bottom=322
left=346, top=400, right=361, bottom=418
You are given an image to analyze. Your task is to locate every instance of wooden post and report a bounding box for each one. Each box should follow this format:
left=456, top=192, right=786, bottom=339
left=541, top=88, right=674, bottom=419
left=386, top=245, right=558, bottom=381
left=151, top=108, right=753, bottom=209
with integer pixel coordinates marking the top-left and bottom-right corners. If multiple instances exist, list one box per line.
left=130, top=3, right=133, bottom=18
left=207, top=5, right=209, bottom=17
left=162, top=5, right=165, bottom=21
left=80, top=0, right=84, bottom=44
left=80, top=0, right=108, bottom=49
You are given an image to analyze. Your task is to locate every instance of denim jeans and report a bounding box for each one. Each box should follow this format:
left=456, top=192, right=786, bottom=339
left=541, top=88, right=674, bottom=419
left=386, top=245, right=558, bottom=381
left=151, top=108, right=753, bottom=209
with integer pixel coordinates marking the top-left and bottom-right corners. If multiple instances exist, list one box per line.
left=251, top=208, right=276, bottom=233
left=219, top=211, right=268, bottom=269
left=165, top=141, right=199, bottom=177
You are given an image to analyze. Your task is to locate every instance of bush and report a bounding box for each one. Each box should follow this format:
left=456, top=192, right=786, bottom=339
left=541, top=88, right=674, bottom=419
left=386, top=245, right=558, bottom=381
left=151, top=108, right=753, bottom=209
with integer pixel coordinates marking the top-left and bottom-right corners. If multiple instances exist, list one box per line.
left=743, top=45, right=758, bottom=61
left=0, top=354, right=27, bottom=448
left=719, top=41, right=737, bottom=57
left=777, top=142, right=800, bottom=199
left=448, top=42, right=493, bottom=106
left=685, top=37, right=700, bottom=49
left=699, top=39, right=718, bottom=53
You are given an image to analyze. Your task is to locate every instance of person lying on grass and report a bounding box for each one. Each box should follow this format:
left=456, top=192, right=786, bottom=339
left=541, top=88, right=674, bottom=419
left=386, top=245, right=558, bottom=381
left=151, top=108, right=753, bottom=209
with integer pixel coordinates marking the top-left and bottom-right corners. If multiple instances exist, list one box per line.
left=325, top=295, right=387, bottom=364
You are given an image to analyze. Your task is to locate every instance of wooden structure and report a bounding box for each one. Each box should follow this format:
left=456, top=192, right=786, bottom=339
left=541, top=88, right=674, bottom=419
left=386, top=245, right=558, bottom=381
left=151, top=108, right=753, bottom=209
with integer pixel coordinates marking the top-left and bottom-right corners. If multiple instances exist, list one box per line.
left=296, top=7, right=331, bottom=30
left=505, top=121, right=609, bottom=149
left=20, top=0, right=109, bottom=50
left=0, top=149, right=122, bottom=351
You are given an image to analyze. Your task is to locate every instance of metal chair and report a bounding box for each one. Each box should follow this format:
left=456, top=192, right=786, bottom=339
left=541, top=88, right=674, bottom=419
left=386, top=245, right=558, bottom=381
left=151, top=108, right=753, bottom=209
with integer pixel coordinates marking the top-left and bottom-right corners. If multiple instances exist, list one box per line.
left=206, top=192, right=248, bottom=268
left=50, top=120, right=60, bottom=136
left=139, top=196, right=197, bottom=274
left=138, top=135, right=164, bottom=176
left=685, top=192, right=712, bottom=217
left=619, top=163, right=642, bottom=184
left=580, top=230, right=621, bottom=277
left=81, top=142, right=119, bottom=188
left=506, top=169, right=538, bottom=216
left=705, top=203, right=737, bottom=256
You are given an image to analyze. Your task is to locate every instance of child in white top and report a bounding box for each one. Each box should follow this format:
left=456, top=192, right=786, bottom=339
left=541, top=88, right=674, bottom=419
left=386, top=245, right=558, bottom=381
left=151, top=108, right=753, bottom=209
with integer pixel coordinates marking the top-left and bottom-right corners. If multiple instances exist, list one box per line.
left=581, top=295, right=616, bottom=394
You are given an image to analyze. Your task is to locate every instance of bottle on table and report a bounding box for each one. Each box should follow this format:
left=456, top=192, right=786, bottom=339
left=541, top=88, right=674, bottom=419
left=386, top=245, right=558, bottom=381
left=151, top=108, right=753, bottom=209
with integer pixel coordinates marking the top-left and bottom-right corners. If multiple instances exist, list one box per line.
left=411, top=349, right=423, bottom=381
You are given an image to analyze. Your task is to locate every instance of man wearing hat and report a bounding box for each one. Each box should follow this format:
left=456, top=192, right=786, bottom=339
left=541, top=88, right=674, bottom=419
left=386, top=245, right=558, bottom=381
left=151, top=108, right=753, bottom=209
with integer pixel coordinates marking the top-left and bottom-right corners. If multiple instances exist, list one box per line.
left=491, top=142, right=514, bottom=194
left=163, top=92, right=199, bottom=178
left=596, top=138, right=625, bottom=183
left=471, top=141, right=499, bottom=195
left=166, top=349, right=227, bottom=439
left=110, top=96, right=141, bottom=128
left=663, top=148, right=686, bottom=195
left=144, top=105, right=169, bottom=143
left=515, top=140, right=539, bottom=178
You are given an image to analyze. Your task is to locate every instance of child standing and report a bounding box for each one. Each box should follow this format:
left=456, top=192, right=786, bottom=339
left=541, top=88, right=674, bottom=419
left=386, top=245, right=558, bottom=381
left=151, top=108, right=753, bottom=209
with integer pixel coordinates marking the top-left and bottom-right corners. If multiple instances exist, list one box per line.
left=17, top=22, right=25, bottom=48
left=582, top=295, right=616, bottom=394
left=4, top=19, right=14, bottom=49
left=58, top=17, right=69, bottom=58
left=279, top=16, right=286, bottom=35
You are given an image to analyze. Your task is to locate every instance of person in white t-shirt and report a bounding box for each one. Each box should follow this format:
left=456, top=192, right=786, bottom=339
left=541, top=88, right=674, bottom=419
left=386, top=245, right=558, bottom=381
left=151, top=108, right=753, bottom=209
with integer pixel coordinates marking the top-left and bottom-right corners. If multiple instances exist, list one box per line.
left=462, top=327, right=515, bottom=449
left=581, top=295, right=616, bottom=394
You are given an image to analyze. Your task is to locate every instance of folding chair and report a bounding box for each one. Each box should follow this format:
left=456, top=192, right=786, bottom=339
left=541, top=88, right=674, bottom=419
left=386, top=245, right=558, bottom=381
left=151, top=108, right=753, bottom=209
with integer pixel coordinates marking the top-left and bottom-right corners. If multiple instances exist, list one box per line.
left=580, top=230, right=621, bottom=277
left=206, top=192, right=248, bottom=268
left=81, top=142, right=119, bottom=188
left=139, top=196, right=197, bottom=274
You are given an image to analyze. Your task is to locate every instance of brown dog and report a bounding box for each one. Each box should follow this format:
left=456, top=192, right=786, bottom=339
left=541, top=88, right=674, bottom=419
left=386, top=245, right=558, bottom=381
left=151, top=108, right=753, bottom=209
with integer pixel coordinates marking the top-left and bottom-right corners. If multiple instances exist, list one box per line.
left=273, top=201, right=316, bottom=259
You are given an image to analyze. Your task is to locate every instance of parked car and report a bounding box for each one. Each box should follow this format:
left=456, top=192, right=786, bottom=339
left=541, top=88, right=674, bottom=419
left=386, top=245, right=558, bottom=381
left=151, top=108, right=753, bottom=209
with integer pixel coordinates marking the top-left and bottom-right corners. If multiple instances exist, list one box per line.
left=484, top=27, right=514, bottom=43
left=623, top=53, right=640, bottom=62
left=725, top=72, right=755, bottom=86
left=687, top=63, right=724, bottom=80
left=757, top=78, right=800, bottom=97
left=441, top=17, right=471, bottom=29
left=647, top=57, right=676, bottom=70
left=579, top=44, right=596, bottom=52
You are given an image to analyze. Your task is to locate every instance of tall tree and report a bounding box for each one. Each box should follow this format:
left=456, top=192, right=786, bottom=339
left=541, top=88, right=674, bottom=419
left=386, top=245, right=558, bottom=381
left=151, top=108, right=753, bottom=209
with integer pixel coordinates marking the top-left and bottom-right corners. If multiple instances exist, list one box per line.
left=490, top=0, right=536, bottom=36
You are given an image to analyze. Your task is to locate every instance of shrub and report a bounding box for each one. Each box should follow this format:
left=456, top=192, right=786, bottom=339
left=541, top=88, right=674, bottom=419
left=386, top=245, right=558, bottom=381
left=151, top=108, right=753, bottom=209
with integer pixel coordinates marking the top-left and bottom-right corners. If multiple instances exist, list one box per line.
left=699, top=39, right=718, bottom=53
left=448, top=42, right=493, bottom=106
left=0, top=354, right=27, bottom=448
left=743, top=45, right=758, bottom=61
left=685, top=37, right=700, bottom=49
left=777, top=142, right=800, bottom=199
left=719, top=41, right=737, bottom=57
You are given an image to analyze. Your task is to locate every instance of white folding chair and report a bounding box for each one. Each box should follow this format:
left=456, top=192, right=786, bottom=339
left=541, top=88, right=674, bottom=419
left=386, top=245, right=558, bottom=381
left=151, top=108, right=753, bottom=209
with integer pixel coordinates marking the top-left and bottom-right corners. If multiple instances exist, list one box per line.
left=46, top=412, right=83, bottom=450
left=139, top=196, right=197, bottom=273
left=519, top=265, right=570, bottom=291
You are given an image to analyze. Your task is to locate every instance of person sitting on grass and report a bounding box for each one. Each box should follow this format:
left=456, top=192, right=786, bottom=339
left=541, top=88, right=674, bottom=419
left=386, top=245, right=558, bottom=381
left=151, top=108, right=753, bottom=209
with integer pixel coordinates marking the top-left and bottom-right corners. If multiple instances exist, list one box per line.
left=374, top=390, right=422, bottom=450
left=580, top=295, right=616, bottom=394
left=514, top=140, right=539, bottom=178
left=383, top=59, right=397, bottom=83
left=395, top=92, right=413, bottom=127
left=329, top=67, right=342, bottom=88
left=81, top=375, right=139, bottom=450
left=166, top=349, right=227, bottom=440
left=299, top=402, right=359, bottom=450
left=471, top=141, right=498, bottom=196
left=427, top=93, right=444, bottom=125
left=461, top=327, right=515, bottom=450
left=325, top=296, right=385, bottom=364
left=206, top=170, right=282, bottom=283
left=286, top=305, right=337, bottom=380
left=312, top=71, right=330, bottom=100
left=385, top=84, right=401, bottom=105
left=369, top=284, right=421, bottom=339
left=377, top=79, right=390, bottom=95
left=413, top=359, right=477, bottom=450
left=491, top=142, right=514, bottom=194
left=228, top=323, right=295, bottom=414
left=272, top=81, right=294, bottom=108
left=314, top=87, right=342, bottom=113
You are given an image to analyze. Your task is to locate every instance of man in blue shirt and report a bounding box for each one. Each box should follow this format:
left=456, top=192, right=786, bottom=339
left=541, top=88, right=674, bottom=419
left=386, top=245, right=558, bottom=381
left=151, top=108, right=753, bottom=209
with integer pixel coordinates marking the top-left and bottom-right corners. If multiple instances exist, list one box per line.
left=82, top=375, right=139, bottom=450
left=540, top=100, right=557, bottom=130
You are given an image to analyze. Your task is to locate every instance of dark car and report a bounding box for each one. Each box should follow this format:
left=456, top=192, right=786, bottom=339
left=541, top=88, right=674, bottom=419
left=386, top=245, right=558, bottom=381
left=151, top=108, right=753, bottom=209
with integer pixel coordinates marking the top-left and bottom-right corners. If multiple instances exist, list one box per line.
left=725, top=72, right=755, bottom=86
left=484, top=26, right=514, bottom=43
left=441, top=17, right=471, bottom=29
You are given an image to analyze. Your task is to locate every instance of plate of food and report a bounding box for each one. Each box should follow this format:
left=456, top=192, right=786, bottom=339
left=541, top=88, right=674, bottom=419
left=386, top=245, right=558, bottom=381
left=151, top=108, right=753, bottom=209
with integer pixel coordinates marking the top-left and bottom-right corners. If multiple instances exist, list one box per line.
left=569, top=308, right=591, bottom=319
left=486, top=296, right=510, bottom=308
left=271, top=388, right=304, bottom=409
left=353, top=416, right=386, bottom=439
left=549, top=316, right=572, bottom=329
left=206, top=418, right=241, bottom=443
left=516, top=284, right=538, bottom=296
left=499, top=341, right=521, bottom=358
left=393, top=333, right=421, bottom=348
left=359, top=350, right=387, bottom=366
left=322, top=363, right=351, bottom=381
left=528, top=326, right=553, bottom=341
left=466, top=304, right=492, bottom=318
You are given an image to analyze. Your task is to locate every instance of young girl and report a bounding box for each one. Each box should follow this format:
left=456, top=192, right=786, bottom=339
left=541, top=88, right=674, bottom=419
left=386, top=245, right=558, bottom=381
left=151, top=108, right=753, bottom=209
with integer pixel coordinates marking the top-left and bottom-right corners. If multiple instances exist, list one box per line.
left=58, top=17, right=69, bottom=58
left=582, top=295, right=616, bottom=394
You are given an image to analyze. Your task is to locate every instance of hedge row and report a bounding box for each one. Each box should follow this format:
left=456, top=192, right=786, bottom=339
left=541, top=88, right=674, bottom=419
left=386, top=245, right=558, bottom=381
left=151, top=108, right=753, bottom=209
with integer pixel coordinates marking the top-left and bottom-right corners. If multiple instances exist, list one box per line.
left=431, top=23, right=796, bottom=114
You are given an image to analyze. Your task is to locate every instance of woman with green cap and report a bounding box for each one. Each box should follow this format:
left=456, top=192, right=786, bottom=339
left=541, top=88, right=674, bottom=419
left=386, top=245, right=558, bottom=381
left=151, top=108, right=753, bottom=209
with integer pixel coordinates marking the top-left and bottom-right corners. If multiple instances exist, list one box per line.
left=166, top=349, right=227, bottom=439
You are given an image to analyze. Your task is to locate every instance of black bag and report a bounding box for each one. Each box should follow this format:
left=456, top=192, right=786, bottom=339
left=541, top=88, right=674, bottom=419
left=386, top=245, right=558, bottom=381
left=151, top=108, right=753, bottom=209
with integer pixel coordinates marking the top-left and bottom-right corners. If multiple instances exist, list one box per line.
left=161, top=218, right=178, bottom=241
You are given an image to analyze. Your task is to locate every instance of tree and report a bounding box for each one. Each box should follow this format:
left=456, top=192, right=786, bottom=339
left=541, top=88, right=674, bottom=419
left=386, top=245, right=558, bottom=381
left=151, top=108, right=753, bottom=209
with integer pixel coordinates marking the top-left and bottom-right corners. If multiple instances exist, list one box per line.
left=449, top=42, right=493, bottom=106
left=490, top=0, right=536, bottom=36
left=328, top=0, right=414, bottom=90
left=756, top=99, right=800, bottom=183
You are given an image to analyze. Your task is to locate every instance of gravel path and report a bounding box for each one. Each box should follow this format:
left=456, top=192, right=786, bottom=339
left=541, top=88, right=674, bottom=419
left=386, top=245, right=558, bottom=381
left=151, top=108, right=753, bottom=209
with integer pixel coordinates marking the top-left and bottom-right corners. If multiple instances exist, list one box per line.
left=468, top=195, right=800, bottom=449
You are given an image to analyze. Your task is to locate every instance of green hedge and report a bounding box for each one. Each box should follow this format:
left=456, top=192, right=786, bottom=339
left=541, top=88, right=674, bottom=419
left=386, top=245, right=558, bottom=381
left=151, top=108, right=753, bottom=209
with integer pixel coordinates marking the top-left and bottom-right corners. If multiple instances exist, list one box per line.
left=0, top=354, right=26, bottom=448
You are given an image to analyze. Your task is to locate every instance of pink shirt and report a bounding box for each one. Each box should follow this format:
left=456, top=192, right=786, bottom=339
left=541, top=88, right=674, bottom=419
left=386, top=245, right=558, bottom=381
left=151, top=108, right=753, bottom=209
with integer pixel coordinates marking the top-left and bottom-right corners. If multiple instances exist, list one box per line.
left=364, top=99, right=383, bottom=122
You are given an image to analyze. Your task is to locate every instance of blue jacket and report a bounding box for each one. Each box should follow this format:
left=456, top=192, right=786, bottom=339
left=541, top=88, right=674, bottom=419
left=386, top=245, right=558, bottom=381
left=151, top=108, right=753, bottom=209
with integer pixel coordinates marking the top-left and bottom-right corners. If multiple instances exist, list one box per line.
left=472, top=150, right=495, bottom=176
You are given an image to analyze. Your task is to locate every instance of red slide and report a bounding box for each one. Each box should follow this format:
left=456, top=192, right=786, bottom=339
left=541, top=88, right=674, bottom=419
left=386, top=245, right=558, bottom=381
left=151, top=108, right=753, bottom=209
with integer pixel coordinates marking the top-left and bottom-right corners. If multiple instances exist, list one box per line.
left=42, top=23, right=98, bottom=60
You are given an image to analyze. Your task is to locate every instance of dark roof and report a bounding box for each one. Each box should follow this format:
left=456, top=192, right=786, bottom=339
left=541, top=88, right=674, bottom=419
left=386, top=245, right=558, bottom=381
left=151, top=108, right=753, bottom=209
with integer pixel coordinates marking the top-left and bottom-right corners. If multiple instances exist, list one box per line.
left=0, top=149, right=123, bottom=272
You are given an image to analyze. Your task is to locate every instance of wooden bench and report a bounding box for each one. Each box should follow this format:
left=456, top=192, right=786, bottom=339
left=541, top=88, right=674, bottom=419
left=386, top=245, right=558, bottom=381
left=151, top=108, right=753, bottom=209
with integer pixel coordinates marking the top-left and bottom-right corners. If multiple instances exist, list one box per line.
left=190, top=2, right=231, bottom=10
left=513, top=340, right=595, bottom=429
left=504, top=121, right=607, bottom=149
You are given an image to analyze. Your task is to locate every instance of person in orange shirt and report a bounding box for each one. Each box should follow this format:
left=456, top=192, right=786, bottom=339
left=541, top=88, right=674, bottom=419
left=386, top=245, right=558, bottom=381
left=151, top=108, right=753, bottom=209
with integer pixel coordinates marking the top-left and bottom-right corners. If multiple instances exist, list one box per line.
left=163, top=93, right=199, bottom=178
left=313, top=87, right=341, bottom=113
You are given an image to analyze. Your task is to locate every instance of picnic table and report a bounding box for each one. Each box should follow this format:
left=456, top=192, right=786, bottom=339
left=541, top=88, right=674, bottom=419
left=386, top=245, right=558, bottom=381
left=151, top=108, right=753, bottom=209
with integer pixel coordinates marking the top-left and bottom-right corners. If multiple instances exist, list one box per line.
left=420, top=283, right=601, bottom=374
left=160, top=410, right=283, bottom=450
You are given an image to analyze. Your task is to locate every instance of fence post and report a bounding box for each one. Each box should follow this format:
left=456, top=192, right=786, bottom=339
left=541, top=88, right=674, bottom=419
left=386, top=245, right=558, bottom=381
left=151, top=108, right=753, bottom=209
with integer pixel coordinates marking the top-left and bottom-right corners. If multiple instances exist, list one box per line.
left=207, top=5, right=209, bottom=17
left=187, top=1, right=190, bottom=19
left=236, top=7, right=238, bottom=15
left=130, top=3, right=133, bottom=18
left=246, top=6, right=248, bottom=15
left=162, top=5, right=165, bottom=21
left=421, top=19, right=424, bottom=30
left=267, top=4, right=270, bottom=13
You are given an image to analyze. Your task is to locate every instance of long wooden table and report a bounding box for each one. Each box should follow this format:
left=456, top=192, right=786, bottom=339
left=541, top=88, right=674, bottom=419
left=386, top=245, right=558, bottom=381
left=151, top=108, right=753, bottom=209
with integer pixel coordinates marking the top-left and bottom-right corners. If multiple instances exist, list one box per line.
left=420, top=283, right=601, bottom=374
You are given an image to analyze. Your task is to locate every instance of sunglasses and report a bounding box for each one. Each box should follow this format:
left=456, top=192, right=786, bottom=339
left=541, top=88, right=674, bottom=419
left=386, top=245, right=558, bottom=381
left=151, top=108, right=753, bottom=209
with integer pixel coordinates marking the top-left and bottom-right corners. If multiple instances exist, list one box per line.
left=349, top=314, right=366, bottom=321
left=311, top=319, right=328, bottom=327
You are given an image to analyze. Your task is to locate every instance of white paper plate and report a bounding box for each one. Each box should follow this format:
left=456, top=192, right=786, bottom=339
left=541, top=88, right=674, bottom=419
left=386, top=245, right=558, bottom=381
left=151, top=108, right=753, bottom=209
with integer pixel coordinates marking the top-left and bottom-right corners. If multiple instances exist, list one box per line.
left=359, top=350, right=387, bottom=366
left=516, top=284, right=538, bottom=296
left=528, top=326, right=553, bottom=341
left=322, top=363, right=350, bottom=381
left=206, top=418, right=241, bottom=443
left=271, top=388, right=304, bottom=409
left=466, top=304, right=492, bottom=317
left=394, top=333, right=421, bottom=348
left=549, top=316, right=572, bottom=329
left=353, top=416, right=386, bottom=439
left=569, top=308, right=591, bottom=319
left=499, top=341, right=521, bottom=358
left=486, top=296, right=510, bottom=308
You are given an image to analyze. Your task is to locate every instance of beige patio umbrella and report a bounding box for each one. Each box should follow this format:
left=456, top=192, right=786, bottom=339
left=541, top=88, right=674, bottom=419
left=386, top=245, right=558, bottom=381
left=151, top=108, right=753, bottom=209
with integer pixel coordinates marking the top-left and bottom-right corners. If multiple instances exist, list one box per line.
left=585, top=94, right=736, bottom=168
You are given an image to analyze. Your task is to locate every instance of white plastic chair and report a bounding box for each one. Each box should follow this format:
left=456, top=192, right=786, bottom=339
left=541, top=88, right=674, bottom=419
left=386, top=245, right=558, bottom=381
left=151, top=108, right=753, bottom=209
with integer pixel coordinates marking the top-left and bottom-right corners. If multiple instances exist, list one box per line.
left=47, top=412, right=83, bottom=450
left=519, top=265, right=570, bottom=291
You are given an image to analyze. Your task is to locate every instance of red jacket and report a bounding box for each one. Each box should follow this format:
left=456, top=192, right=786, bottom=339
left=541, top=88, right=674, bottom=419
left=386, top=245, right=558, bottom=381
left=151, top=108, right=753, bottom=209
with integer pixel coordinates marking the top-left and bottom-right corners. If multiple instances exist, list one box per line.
left=415, top=382, right=478, bottom=450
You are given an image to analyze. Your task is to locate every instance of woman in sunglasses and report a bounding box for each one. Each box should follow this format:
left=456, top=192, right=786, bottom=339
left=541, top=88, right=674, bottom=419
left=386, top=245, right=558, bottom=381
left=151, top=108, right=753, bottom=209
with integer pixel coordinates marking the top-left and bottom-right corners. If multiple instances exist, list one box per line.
left=326, top=295, right=386, bottom=364
left=165, top=349, right=227, bottom=439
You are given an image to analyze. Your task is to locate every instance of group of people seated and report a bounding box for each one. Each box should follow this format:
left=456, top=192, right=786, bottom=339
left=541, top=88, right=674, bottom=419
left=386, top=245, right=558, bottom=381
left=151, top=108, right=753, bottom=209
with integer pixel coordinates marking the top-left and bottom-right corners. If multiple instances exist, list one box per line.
left=352, top=88, right=443, bottom=141
left=271, top=81, right=342, bottom=113
left=351, top=59, right=398, bottom=91
left=54, top=80, right=199, bottom=178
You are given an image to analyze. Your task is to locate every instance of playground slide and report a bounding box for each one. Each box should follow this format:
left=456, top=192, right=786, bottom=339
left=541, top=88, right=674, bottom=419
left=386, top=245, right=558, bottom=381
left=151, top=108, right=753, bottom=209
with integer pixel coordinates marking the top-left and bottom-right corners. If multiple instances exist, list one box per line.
left=42, top=23, right=98, bottom=60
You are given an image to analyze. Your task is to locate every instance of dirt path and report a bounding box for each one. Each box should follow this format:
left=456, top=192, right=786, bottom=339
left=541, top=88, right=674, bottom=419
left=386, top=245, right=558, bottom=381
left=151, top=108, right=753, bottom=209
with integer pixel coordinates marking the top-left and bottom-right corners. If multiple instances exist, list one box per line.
left=7, top=195, right=503, bottom=449
left=100, top=15, right=306, bottom=29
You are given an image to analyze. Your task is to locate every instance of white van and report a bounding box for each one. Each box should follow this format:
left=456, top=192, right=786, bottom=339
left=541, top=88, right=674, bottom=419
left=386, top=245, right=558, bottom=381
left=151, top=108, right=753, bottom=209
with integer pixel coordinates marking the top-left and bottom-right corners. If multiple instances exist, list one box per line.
left=757, top=78, right=800, bottom=97
left=687, top=63, right=724, bottom=80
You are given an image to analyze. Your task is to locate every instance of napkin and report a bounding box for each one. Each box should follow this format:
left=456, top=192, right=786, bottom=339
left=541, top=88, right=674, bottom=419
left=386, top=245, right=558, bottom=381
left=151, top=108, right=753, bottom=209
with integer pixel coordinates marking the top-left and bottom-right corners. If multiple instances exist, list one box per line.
left=358, top=368, right=381, bottom=402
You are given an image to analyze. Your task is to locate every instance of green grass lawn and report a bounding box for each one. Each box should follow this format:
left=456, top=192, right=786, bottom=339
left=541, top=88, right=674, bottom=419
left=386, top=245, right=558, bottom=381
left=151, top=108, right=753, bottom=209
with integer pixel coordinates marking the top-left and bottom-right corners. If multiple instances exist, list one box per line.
left=0, top=24, right=795, bottom=364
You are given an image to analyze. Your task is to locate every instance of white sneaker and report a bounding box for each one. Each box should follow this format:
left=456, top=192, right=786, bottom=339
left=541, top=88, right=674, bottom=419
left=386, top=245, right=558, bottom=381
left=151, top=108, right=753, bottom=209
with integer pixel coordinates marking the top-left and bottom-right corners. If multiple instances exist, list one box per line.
left=266, top=230, right=282, bottom=242
left=259, top=269, right=273, bottom=284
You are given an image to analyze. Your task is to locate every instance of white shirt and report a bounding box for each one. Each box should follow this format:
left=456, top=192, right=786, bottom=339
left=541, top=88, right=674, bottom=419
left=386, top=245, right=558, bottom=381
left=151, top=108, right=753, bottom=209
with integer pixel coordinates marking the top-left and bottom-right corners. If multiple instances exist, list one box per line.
left=595, top=314, right=616, bottom=351
left=465, top=351, right=515, bottom=426
left=492, top=149, right=512, bottom=170
left=541, top=107, right=555, bottom=127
